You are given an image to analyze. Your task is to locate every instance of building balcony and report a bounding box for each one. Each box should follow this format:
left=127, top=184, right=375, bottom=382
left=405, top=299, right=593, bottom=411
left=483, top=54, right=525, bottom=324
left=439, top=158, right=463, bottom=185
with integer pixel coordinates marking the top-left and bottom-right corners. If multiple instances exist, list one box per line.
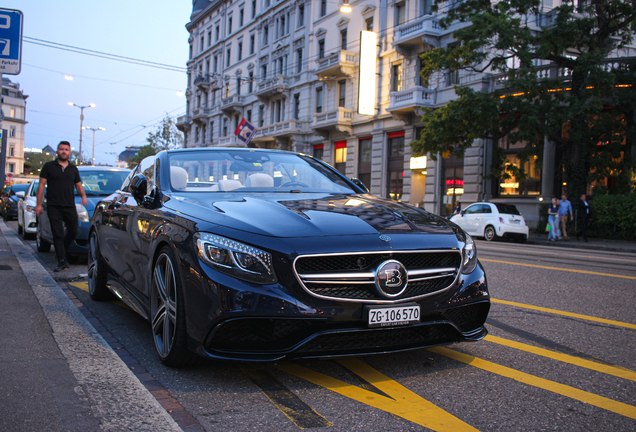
left=216, top=135, right=244, bottom=147
left=392, top=14, right=441, bottom=50
left=221, top=94, right=245, bottom=113
left=252, top=119, right=308, bottom=142
left=255, top=75, right=291, bottom=100
left=315, top=51, right=356, bottom=78
left=192, top=107, right=215, bottom=122
left=387, top=86, right=436, bottom=113
left=176, top=115, right=191, bottom=132
left=311, top=107, right=353, bottom=135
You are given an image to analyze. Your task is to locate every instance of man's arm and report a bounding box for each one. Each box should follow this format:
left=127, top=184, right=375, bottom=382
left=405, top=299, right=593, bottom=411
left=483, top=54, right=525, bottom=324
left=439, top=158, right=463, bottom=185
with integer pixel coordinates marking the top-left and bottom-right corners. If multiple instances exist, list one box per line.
left=34, top=178, right=47, bottom=217
left=75, top=182, right=88, bottom=207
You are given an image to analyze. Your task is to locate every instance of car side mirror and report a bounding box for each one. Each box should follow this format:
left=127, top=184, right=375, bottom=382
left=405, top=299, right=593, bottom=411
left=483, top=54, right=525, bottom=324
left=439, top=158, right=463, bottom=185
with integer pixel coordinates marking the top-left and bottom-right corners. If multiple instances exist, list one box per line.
left=350, top=178, right=369, bottom=194
left=460, top=210, right=465, bottom=217
left=15, top=191, right=25, bottom=198
left=130, top=173, right=148, bottom=205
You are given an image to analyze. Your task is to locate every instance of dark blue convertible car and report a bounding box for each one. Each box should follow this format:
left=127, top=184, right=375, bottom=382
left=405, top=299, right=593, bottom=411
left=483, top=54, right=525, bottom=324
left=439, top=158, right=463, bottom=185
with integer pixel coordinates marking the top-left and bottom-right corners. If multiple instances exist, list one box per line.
left=89, top=148, right=490, bottom=366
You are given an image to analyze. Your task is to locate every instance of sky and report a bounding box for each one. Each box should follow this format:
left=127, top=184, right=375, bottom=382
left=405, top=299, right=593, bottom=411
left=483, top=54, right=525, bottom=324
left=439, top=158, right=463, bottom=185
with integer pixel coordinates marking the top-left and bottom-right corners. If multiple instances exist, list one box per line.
left=5, top=0, right=192, bottom=166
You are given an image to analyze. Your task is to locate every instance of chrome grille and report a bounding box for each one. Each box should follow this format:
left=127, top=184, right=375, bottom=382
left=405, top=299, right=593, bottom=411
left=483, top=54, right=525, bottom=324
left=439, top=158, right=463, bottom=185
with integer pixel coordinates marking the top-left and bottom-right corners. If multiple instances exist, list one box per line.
left=294, top=250, right=462, bottom=303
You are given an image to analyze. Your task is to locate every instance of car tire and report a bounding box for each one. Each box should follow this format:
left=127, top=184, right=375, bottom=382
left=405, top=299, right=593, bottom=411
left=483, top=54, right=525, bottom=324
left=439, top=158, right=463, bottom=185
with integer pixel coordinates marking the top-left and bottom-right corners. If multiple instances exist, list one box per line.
left=151, top=246, right=198, bottom=368
left=88, top=231, right=114, bottom=301
left=484, top=225, right=497, bottom=242
left=36, top=224, right=52, bottom=252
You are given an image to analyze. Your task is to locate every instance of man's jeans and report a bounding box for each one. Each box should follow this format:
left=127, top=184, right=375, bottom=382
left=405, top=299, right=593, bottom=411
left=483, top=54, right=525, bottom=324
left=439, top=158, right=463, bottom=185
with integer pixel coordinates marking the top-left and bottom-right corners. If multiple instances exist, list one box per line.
left=47, top=205, right=78, bottom=262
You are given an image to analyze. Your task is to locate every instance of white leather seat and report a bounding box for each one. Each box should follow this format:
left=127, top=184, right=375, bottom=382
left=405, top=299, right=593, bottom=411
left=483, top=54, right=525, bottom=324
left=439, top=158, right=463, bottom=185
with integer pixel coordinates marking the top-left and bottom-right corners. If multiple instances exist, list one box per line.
left=245, top=173, right=274, bottom=188
left=216, top=179, right=243, bottom=191
left=170, top=166, right=188, bottom=190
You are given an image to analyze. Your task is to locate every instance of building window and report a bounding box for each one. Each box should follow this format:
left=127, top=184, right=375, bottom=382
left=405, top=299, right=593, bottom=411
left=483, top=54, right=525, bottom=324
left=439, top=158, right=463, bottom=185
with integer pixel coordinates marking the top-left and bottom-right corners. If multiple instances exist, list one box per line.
left=227, top=48, right=231, bottom=66
left=358, top=137, right=372, bottom=189
left=238, top=42, right=243, bottom=61
left=237, top=77, right=241, bottom=95
left=366, top=17, right=374, bottom=31
left=318, top=39, right=325, bottom=59
left=418, top=55, right=426, bottom=86
left=189, top=44, right=193, bottom=59
left=387, top=131, right=405, bottom=200
left=320, top=0, right=327, bottom=16
left=228, top=17, right=233, bottom=34
left=205, top=59, right=210, bottom=73
left=211, top=90, right=216, bottom=106
left=225, top=82, right=230, bottom=98
left=277, top=57, right=283, bottom=75
left=207, top=31, right=212, bottom=46
left=9, top=126, right=16, bottom=137
left=296, top=48, right=303, bottom=73
left=263, top=25, right=269, bottom=45
left=210, top=121, right=214, bottom=140
left=274, top=99, right=282, bottom=122
left=250, top=35, right=255, bottom=54
left=334, top=141, right=347, bottom=175
left=497, top=136, right=542, bottom=197
left=258, top=105, right=265, bottom=127
left=196, top=95, right=201, bottom=108
left=395, top=2, right=406, bottom=26
left=7, top=163, right=15, bottom=173
left=223, top=118, right=228, bottom=136
left=420, top=0, right=432, bottom=16
left=297, top=4, right=304, bottom=28
left=200, top=36, right=204, bottom=52
left=261, top=65, right=267, bottom=79
left=240, top=9, right=244, bottom=27
left=315, top=87, right=323, bottom=113
left=215, top=25, right=220, bottom=41
left=341, top=29, right=347, bottom=51
left=293, top=93, right=300, bottom=119
left=313, top=144, right=324, bottom=160
left=391, top=64, right=403, bottom=92
left=194, top=126, right=199, bottom=143
left=248, top=72, right=254, bottom=93
left=9, top=147, right=14, bottom=157
left=213, top=55, right=218, bottom=72
left=234, top=115, right=240, bottom=132
left=445, top=69, right=459, bottom=86
left=280, top=15, right=286, bottom=36
left=338, top=80, right=346, bottom=107
left=252, top=0, right=256, bottom=18
left=247, top=109, right=252, bottom=123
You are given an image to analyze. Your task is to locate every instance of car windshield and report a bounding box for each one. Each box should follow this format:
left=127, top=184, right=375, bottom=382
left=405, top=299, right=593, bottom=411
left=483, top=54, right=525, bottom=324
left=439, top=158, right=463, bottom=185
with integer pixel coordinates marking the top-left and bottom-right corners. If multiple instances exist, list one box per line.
left=167, top=150, right=355, bottom=194
left=29, top=181, right=39, bottom=196
left=79, top=170, right=130, bottom=196
left=495, top=203, right=521, bottom=215
left=11, top=183, right=29, bottom=194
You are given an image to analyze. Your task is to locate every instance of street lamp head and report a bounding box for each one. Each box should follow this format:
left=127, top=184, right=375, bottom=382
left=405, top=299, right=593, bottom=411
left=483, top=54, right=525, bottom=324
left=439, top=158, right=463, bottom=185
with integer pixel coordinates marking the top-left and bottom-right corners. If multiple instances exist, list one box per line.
left=68, top=102, right=75, bottom=106
left=83, top=126, right=91, bottom=129
left=89, top=103, right=96, bottom=108
left=98, top=127, right=105, bottom=131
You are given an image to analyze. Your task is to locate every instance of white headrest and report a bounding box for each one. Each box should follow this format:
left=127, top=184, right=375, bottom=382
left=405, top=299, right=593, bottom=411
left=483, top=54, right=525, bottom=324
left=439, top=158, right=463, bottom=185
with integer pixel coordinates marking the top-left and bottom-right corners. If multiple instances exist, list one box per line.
left=217, top=179, right=243, bottom=191
left=170, top=166, right=188, bottom=190
left=245, top=173, right=274, bottom=188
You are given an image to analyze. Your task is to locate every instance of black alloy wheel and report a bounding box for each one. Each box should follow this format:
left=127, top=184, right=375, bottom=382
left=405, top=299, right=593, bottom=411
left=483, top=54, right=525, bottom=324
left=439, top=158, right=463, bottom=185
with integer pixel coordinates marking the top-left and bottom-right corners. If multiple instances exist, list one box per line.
left=151, top=247, right=198, bottom=367
left=88, top=231, right=113, bottom=301
left=484, top=225, right=497, bottom=242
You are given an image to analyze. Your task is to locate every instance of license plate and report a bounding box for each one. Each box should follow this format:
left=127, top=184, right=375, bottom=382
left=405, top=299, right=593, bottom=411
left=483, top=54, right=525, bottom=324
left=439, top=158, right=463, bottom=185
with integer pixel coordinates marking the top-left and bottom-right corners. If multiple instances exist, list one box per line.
left=367, top=304, right=420, bottom=328
left=510, top=219, right=520, bottom=224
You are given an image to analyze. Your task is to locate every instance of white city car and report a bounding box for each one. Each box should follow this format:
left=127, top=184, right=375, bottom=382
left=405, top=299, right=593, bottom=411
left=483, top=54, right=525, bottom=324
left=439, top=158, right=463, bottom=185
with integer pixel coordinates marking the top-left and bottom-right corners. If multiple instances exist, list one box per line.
left=450, top=202, right=529, bottom=242
left=17, top=179, right=39, bottom=240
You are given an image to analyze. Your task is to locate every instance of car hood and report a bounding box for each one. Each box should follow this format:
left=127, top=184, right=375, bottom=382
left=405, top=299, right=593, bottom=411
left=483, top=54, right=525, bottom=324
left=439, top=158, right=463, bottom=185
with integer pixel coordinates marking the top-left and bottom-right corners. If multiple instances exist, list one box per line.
left=165, top=192, right=455, bottom=238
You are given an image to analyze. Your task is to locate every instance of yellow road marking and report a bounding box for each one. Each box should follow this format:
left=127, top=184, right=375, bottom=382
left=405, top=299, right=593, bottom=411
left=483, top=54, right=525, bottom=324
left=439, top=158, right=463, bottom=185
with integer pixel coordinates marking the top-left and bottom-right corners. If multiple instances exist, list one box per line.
left=478, top=246, right=636, bottom=264
left=69, top=281, right=130, bottom=309
left=484, top=335, right=636, bottom=382
left=491, top=298, right=636, bottom=330
left=480, top=258, right=636, bottom=280
left=279, top=359, right=479, bottom=431
left=429, top=346, right=636, bottom=420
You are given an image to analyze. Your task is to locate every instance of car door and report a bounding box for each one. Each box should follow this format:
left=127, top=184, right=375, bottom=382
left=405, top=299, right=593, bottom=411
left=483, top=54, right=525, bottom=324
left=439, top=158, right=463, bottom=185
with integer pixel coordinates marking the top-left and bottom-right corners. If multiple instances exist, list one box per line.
left=477, top=204, right=495, bottom=236
left=459, top=204, right=481, bottom=234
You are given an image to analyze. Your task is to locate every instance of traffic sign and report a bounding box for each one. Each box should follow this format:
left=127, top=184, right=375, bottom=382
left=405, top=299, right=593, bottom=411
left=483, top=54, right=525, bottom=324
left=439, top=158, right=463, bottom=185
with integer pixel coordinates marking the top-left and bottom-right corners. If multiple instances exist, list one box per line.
left=0, top=8, right=23, bottom=75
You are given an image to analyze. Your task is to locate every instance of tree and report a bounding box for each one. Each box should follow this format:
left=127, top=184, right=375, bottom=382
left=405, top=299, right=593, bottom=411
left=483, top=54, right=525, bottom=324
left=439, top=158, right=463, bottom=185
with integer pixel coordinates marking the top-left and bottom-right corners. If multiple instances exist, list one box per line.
left=127, top=115, right=184, bottom=168
left=24, top=151, right=55, bottom=175
left=412, top=0, right=636, bottom=198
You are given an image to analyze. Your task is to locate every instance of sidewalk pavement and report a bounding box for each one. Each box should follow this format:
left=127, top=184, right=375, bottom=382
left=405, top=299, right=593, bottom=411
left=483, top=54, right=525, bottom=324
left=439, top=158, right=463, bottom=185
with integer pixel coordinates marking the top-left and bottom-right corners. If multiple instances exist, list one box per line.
left=0, top=220, right=182, bottom=432
left=526, top=232, right=636, bottom=254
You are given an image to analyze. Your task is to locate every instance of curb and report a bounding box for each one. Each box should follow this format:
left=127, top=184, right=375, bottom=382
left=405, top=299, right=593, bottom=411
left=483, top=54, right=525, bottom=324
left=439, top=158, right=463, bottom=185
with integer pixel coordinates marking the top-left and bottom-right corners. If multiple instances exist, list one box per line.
left=0, top=220, right=183, bottom=432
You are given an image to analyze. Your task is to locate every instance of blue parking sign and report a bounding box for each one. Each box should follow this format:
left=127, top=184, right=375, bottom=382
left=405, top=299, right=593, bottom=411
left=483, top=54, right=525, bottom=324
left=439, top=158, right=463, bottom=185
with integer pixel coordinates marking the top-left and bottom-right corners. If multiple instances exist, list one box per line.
left=0, top=8, right=23, bottom=75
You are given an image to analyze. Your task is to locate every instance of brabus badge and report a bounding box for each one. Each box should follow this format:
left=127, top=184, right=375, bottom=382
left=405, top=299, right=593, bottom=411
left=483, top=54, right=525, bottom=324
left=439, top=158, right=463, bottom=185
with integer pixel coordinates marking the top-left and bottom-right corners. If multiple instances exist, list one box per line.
left=374, top=260, right=408, bottom=298
left=379, top=235, right=391, bottom=242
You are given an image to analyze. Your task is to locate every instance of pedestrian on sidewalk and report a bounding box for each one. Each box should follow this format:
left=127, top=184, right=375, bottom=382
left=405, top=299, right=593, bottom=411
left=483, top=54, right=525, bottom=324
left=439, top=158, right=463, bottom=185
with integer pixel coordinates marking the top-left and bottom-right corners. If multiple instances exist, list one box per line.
left=547, top=197, right=560, bottom=242
left=34, top=141, right=88, bottom=272
left=576, top=194, right=591, bottom=242
left=558, top=193, right=573, bottom=240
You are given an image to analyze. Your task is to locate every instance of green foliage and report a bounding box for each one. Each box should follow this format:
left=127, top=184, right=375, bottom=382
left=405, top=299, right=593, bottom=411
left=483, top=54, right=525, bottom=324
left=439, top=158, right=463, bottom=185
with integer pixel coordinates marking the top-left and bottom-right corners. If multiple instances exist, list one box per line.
left=127, top=145, right=160, bottom=169
left=589, top=193, right=636, bottom=240
left=127, top=115, right=184, bottom=168
left=413, top=0, right=636, bottom=199
left=24, top=152, right=54, bottom=175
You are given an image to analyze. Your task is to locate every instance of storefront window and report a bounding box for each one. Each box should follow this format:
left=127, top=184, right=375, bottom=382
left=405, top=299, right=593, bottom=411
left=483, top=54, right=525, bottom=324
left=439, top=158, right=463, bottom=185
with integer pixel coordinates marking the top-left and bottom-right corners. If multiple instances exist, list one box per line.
left=497, top=136, right=541, bottom=196
left=387, top=132, right=405, bottom=200
left=334, top=141, right=347, bottom=175
left=358, top=138, right=372, bottom=189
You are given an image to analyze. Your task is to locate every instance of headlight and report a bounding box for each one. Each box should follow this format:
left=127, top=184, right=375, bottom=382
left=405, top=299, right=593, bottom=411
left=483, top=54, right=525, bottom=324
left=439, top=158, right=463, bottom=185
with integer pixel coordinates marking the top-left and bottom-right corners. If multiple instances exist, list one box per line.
left=26, top=205, right=35, bottom=213
left=461, top=233, right=477, bottom=274
left=75, top=203, right=90, bottom=222
left=196, top=233, right=277, bottom=284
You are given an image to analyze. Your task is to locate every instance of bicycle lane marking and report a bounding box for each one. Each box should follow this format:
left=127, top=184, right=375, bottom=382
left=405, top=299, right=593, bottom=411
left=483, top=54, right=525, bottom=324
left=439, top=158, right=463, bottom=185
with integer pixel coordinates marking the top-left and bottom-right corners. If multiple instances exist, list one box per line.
left=484, top=335, right=636, bottom=382
left=491, top=298, right=636, bottom=330
left=428, top=346, right=636, bottom=421
left=278, top=358, right=480, bottom=432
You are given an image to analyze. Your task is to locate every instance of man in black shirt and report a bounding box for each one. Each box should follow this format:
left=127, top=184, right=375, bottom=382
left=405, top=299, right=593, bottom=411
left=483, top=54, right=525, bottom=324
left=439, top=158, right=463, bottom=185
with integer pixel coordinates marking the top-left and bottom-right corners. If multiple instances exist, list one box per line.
left=34, top=141, right=88, bottom=272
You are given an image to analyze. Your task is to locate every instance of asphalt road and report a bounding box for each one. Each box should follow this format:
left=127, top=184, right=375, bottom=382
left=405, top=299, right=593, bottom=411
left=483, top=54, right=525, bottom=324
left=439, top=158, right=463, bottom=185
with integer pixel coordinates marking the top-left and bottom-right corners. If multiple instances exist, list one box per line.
left=6, top=219, right=636, bottom=432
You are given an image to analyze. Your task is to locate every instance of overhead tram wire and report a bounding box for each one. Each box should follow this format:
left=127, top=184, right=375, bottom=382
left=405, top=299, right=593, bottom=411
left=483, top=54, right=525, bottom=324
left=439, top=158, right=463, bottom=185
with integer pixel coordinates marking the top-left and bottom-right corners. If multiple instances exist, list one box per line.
left=23, top=36, right=187, bottom=73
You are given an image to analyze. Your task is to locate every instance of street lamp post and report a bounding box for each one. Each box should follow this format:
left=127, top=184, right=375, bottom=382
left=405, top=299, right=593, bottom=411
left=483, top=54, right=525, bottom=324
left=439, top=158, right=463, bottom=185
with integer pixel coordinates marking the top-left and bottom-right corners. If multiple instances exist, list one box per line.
left=83, top=126, right=106, bottom=165
left=68, top=102, right=96, bottom=164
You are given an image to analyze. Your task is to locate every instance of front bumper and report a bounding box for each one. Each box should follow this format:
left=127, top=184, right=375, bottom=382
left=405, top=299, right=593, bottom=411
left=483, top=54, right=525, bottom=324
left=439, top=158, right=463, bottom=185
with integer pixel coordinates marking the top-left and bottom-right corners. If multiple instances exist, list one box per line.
left=185, top=257, right=490, bottom=361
